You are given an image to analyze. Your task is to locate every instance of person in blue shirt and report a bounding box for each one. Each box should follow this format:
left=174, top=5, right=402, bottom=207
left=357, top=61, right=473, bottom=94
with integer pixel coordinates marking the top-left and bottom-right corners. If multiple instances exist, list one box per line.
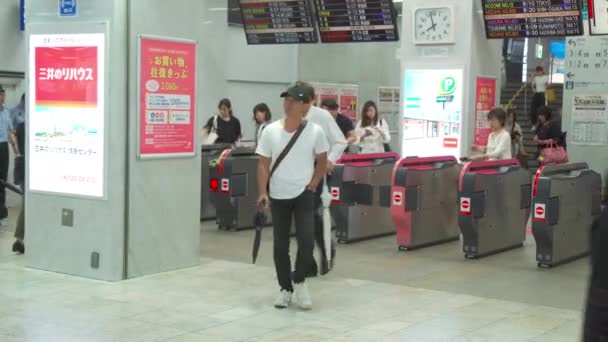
left=0, top=87, right=15, bottom=224
left=10, top=93, right=25, bottom=129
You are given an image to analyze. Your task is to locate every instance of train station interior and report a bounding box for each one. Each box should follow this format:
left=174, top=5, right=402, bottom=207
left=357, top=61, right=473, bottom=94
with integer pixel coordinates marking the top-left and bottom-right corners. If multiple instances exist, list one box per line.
left=0, top=0, right=604, bottom=341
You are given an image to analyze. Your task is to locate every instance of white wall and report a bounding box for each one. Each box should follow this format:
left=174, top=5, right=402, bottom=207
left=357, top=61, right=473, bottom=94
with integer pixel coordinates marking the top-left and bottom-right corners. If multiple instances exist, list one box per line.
left=200, top=0, right=298, bottom=140
left=0, top=0, right=25, bottom=73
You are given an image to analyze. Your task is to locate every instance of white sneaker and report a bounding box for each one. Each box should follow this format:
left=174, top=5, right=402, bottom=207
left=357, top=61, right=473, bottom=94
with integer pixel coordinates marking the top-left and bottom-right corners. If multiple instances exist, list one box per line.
left=273, top=290, right=292, bottom=309
left=294, top=282, right=312, bottom=310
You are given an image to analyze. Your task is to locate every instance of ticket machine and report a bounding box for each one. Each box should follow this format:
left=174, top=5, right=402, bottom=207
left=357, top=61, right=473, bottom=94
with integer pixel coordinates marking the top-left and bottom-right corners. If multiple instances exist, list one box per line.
left=532, top=163, right=601, bottom=267
left=328, top=153, right=400, bottom=243
left=391, top=156, right=461, bottom=250
left=458, top=159, right=532, bottom=258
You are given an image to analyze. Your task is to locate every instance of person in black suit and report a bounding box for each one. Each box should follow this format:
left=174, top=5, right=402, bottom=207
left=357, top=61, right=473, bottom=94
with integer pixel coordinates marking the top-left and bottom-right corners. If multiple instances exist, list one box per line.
left=583, top=206, right=608, bottom=341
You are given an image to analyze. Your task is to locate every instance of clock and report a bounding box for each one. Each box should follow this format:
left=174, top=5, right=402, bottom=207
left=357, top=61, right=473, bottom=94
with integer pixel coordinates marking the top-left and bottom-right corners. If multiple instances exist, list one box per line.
left=413, top=6, right=455, bottom=45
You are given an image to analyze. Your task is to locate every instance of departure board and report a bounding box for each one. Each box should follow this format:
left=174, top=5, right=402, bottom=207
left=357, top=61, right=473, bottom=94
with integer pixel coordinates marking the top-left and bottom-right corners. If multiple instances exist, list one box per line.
left=240, top=0, right=318, bottom=45
left=482, top=0, right=584, bottom=39
left=314, top=0, right=399, bottom=43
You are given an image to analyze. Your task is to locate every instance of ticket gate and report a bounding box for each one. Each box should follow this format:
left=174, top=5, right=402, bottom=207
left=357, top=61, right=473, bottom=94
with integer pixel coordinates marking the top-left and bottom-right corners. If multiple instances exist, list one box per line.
left=458, top=159, right=532, bottom=258
left=532, top=163, right=602, bottom=267
left=201, top=143, right=233, bottom=220
left=328, top=152, right=400, bottom=243
left=209, top=147, right=271, bottom=231
left=391, top=156, right=461, bottom=250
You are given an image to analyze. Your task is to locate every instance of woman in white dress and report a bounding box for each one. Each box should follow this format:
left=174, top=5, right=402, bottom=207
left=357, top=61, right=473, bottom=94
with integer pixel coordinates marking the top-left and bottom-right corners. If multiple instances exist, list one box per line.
left=355, top=101, right=390, bottom=154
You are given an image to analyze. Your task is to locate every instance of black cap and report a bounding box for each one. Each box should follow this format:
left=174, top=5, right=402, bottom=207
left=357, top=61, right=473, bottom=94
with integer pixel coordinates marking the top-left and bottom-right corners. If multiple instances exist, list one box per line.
left=320, top=98, right=339, bottom=110
left=0, top=86, right=5, bottom=94
left=280, top=85, right=312, bottom=103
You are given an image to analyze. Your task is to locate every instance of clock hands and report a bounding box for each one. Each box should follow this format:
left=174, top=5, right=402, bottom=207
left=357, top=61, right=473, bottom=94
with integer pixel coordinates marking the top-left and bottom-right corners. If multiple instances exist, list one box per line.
left=427, top=12, right=437, bottom=32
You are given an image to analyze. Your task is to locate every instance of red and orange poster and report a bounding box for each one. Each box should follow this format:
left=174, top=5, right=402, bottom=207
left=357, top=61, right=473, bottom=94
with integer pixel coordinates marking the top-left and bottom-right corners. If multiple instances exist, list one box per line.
left=139, top=37, right=197, bottom=158
left=29, top=33, right=105, bottom=198
left=474, top=77, right=497, bottom=146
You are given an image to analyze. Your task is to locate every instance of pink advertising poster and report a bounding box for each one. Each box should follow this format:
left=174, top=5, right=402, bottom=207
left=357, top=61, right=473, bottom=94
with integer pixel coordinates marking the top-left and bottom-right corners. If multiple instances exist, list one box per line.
left=474, top=77, right=497, bottom=146
left=139, top=37, right=197, bottom=158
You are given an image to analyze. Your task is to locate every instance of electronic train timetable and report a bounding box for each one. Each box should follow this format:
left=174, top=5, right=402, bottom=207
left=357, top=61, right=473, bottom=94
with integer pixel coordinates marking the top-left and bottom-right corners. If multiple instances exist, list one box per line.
left=314, top=0, right=399, bottom=43
left=482, top=0, right=584, bottom=39
left=240, top=0, right=318, bottom=45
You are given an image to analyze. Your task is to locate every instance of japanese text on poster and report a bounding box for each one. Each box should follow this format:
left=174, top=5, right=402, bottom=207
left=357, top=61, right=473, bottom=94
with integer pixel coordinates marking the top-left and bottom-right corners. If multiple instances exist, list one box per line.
left=29, top=33, right=105, bottom=198
left=474, top=77, right=497, bottom=146
left=571, top=94, right=608, bottom=145
left=312, top=83, right=359, bottom=122
left=139, top=37, right=197, bottom=158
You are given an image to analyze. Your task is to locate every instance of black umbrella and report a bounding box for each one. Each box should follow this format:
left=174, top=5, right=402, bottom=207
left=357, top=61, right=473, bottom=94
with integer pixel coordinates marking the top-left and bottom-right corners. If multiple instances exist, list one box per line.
left=252, top=210, right=267, bottom=264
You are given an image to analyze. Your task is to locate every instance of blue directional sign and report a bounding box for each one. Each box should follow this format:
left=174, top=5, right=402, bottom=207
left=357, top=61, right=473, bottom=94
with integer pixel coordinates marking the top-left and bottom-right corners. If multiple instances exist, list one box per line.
left=59, top=0, right=77, bottom=17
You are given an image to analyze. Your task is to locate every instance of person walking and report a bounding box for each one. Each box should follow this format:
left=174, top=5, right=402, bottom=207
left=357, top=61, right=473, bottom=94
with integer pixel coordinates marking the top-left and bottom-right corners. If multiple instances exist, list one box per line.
left=256, top=84, right=328, bottom=310
left=0, top=87, right=14, bottom=225
left=296, top=82, right=347, bottom=276
left=530, top=66, right=549, bottom=131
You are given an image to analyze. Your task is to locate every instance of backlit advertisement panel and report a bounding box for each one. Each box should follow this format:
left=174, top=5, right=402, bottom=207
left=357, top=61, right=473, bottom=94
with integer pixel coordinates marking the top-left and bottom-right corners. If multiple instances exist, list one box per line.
left=28, top=33, right=105, bottom=198
left=402, top=69, right=463, bottom=158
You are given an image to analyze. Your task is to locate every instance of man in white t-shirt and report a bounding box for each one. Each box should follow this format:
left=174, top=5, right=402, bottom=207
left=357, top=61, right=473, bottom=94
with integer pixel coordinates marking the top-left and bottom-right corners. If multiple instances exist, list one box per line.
left=295, top=81, right=347, bottom=276
left=530, top=66, right=549, bottom=131
left=256, top=85, right=329, bottom=310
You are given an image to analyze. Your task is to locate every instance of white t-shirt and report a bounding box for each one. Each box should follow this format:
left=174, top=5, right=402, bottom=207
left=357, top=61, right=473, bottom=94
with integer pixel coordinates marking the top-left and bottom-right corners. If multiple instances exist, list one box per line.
left=486, top=129, right=512, bottom=161
left=304, top=106, right=347, bottom=164
left=256, top=119, right=329, bottom=200
left=533, top=75, right=549, bottom=93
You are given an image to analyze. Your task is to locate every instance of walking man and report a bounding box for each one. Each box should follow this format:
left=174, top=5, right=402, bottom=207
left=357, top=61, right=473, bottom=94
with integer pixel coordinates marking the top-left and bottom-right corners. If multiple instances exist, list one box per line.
left=297, top=82, right=347, bottom=276
left=256, top=84, right=328, bottom=310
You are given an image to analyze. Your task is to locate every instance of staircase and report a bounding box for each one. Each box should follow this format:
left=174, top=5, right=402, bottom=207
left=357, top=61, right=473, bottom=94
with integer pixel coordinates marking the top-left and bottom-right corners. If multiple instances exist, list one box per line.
left=499, top=82, right=564, bottom=167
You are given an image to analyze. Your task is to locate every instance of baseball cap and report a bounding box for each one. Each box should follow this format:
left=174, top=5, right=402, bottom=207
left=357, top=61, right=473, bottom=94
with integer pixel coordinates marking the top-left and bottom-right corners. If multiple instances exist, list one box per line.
left=320, top=98, right=339, bottom=110
left=280, top=85, right=312, bottom=103
left=0, top=86, right=5, bottom=94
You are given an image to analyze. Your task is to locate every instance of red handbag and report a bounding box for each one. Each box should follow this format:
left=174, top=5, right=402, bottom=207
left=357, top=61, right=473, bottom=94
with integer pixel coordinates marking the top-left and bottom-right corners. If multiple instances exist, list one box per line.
left=539, top=143, right=568, bottom=165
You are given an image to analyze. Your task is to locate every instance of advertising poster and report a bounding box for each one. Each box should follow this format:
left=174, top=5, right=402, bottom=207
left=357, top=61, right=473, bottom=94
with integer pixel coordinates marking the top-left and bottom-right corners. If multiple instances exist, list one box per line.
left=139, top=37, right=197, bottom=158
left=474, top=77, right=497, bottom=146
left=402, top=69, right=463, bottom=158
left=312, top=83, right=359, bottom=122
left=339, top=86, right=358, bottom=122
left=571, top=95, right=608, bottom=145
left=29, top=33, right=105, bottom=198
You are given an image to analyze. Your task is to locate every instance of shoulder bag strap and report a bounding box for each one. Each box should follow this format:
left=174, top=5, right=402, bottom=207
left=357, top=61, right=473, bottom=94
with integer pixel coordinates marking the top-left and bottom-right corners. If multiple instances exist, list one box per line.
left=270, top=120, right=307, bottom=178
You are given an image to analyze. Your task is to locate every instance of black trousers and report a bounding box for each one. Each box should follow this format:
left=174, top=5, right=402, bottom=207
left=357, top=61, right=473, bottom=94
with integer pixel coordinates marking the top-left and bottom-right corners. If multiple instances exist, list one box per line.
left=530, top=92, right=545, bottom=127
left=0, top=142, right=9, bottom=219
left=584, top=286, right=608, bottom=342
left=271, top=189, right=315, bottom=292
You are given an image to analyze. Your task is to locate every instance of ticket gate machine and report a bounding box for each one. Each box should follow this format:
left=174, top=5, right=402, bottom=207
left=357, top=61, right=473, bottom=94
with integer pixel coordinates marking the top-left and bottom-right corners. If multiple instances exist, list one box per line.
left=391, top=156, right=461, bottom=250
left=209, top=147, right=271, bottom=231
left=532, top=163, right=602, bottom=267
left=201, top=143, right=233, bottom=220
left=328, top=153, right=400, bottom=243
left=458, top=160, right=532, bottom=258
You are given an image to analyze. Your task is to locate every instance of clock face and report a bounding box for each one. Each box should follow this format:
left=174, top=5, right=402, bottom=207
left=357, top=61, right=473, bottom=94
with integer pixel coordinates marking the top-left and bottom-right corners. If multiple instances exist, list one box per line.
left=415, top=7, right=453, bottom=44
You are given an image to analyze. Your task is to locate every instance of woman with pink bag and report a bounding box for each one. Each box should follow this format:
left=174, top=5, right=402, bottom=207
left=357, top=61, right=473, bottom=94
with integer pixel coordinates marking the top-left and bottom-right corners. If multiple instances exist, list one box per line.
left=533, top=106, right=568, bottom=165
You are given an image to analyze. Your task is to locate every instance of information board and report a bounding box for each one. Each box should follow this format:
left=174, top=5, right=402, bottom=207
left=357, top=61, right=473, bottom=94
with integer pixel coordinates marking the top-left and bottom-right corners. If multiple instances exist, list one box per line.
left=138, top=36, right=197, bottom=159
left=29, top=33, right=105, bottom=198
left=482, top=0, right=584, bottom=39
left=314, top=0, right=399, bottom=43
left=474, top=77, right=498, bottom=147
left=571, top=95, right=608, bottom=145
left=312, top=82, right=359, bottom=122
left=240, top=0, right=318, bottom=44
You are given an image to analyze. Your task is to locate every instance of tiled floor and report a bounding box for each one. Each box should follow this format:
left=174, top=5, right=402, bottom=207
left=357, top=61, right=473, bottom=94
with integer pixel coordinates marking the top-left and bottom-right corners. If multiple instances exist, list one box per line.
left=0, top=215, right=586, bottom=341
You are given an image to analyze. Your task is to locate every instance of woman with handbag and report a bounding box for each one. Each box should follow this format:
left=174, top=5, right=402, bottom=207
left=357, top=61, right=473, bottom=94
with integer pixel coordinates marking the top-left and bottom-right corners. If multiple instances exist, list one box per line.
left=202, top=98, right=242, bottom=145
left=533, top=106, right=568, bottom=165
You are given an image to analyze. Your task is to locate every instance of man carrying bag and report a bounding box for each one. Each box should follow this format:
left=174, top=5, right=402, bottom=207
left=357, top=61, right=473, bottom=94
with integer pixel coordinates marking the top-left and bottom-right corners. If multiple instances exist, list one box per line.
left=256, top=85, right=328, bottom=310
